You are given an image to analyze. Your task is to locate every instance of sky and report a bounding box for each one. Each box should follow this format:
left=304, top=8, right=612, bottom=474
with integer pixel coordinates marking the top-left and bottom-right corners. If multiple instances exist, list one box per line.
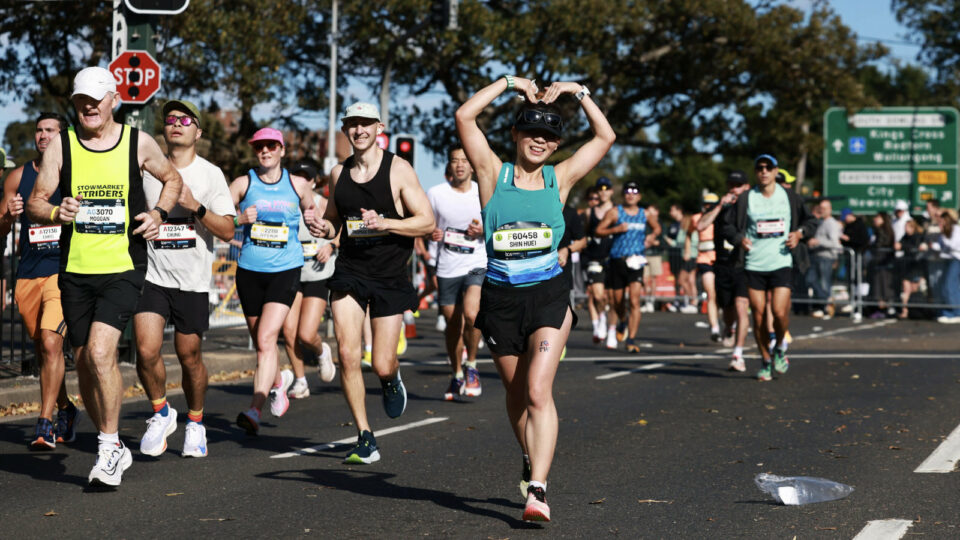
left=0, top=1, right=922, bottom=188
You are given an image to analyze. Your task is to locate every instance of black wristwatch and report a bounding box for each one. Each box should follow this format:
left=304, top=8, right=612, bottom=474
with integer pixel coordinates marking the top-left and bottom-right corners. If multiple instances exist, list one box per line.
left=194, top=204, right=207, bottom=219
left=153, top=206, right=169, bottom=222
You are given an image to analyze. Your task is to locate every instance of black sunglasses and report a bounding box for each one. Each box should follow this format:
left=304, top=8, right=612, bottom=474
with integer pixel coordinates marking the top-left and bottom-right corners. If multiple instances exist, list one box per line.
left=517, top=109, right=563, bottom=129
left=253, top=141, right=281, bottom=152
left=755, top=164, right=775, bottom=171
left=165, top=115, right=196, bottom=127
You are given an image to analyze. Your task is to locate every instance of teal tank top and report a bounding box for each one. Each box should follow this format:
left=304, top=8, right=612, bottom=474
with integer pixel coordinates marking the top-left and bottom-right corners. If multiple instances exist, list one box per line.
left=482, top=163, right=564, bottom=285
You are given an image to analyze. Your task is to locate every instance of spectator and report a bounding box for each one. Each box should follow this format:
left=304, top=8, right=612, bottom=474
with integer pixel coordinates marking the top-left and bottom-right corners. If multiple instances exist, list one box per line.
left=936, top=210, right=960, bottom=323
left=807, top=199, right=843, bottom=318
left=840, top=208, right=868, bottom=254
left=868, top=212, right=896, bottom=318
left=896, top=219, right=926, bottom=319
left=923, top=200, right=945, bottom=305
left=892, top=199, right=909, bottom=242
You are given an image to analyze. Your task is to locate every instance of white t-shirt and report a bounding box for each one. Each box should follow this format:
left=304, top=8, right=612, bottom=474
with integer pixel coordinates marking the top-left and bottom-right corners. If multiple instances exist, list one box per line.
left=427, top=181, right=486, bottom=278
left=298, top=192, right=336, bottom=282
left=143, top=155, right=235, bottom=292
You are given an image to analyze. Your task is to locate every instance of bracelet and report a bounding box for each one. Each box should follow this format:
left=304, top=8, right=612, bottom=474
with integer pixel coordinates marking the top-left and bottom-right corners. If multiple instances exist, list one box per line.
left=233, top=215, right=240, bottom=227
left=503, top=75, right=515, bottom=90
left=50, top=206, right=59, bottom=223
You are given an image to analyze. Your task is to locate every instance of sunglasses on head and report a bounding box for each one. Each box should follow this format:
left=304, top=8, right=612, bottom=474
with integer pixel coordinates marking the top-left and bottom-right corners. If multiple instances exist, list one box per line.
left=253, top=141, right=281, bottom=152
left=755, top=163, right=775, bottom=171
left=165, top=115, right=196, bottom=127
left=517, top=109, right=563, bottom=129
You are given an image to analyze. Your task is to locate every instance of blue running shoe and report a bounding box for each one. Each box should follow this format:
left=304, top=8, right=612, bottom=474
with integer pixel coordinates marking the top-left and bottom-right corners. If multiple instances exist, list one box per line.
left=382, top=373, right=407, bottom=419
left=343, top=430, right=380, bottom=464
left=56, top=403, right=80, bottom=444
left=30, top=418, right=56, bottom=450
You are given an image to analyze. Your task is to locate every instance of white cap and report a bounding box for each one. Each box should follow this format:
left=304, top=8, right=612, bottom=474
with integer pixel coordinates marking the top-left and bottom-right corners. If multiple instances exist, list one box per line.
left=72, top=67, right=117, bottom=100
left=894, top=200, right=909, bottom=212
left=342, top=102, right=381, bottom=122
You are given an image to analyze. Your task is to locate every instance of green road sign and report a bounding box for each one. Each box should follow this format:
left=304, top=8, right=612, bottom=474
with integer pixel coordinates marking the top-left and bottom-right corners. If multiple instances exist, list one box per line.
left=823, top=107, right=958, bottom=214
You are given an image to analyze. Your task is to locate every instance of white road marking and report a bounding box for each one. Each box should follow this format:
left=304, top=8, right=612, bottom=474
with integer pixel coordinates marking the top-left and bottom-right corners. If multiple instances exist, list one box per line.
left=793, top=318, right=897, bottom=340
left=914, top=422, right=960, bottom=473
left=596, top=363, right=666, bottom=380
left=270, top=417, right=449, bottom=459
left=852, top=519, right=913, bottom=540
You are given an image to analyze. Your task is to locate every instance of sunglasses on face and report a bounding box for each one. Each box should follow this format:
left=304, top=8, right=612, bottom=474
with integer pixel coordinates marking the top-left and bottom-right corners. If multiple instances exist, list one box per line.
left=625, top=188, right=640, bottom=195
left=755, top=164, right=775, bottom=171
left=253, top=141, right=281, bottom=152
left=588, top=197, right=599, bottom=202
left=164, top=115, right=196, bottom=127
left=517, top=109, right=563, bottom=129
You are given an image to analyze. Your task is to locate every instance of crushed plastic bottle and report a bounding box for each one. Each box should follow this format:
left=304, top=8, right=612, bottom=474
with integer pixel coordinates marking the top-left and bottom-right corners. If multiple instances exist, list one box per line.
left=754, top=473, right=854, bottom=505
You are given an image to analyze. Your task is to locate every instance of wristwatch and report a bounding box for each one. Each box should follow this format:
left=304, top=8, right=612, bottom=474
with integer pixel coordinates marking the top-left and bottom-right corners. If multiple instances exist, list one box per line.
left=575, top=85, right=591, bottom=101
left=195, top=204, right=207, bottom=219
left=153, top=206, right=169, bottom=222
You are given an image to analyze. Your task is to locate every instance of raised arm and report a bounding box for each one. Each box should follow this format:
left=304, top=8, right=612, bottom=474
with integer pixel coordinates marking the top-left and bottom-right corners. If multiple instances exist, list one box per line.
left=455, top=77, right=538, bottom=207
left=550, top=83, right=616, bottom=198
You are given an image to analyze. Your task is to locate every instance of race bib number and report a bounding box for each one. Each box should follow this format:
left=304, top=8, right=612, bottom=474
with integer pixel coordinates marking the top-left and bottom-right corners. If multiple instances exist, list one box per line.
left=443, top=227, right=479, bottom=254
left=626, top=254, right=647, bottom=270
left=345, top=215, right=388, bottom=245
left=698, top=240, right=715, bottom=252
left=76, top=199, right=125, bottom=234
left=492, top=221, right=553, bottom=260
left=302, top=241, right=319, bottom=259
left=28, top=224, right=61, bottom=250
left=251, top=221, right=289, bottom=248
left=153, top=218, right=197, bottom=250
left=756, top=219, right=786, bottom=238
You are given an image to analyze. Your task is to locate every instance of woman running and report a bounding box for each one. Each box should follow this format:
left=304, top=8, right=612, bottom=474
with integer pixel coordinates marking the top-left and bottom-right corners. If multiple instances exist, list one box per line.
left=456, top=77, right=615, bottom=521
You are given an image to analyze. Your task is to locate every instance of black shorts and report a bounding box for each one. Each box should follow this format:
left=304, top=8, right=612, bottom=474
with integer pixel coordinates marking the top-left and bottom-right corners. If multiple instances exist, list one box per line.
left=135, top=281, right=209, bottom=335
left=583, top=258, right=607, bottom=285
left=59, top=269, right=146, bottom=348
left=236, top=267, right=300, bottom=317
left=327, top=271, right=417, bottom=318
left=301, top=279, right=330, bottom=301
left=681, top=259, right=697, bottom=273
left=475, top=273, right=577, bottom=357
left=746, top=267, right=793, bottom=291
left=715, top=263, right=748, bottom=307
left=606, top=257, right=645, bottom=290
left=697, top=263, right=715, bottom=275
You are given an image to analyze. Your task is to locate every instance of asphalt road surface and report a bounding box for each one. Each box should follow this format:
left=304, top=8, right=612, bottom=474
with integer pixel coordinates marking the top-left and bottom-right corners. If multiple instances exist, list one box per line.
left=1, top=311, right=958, bottom=538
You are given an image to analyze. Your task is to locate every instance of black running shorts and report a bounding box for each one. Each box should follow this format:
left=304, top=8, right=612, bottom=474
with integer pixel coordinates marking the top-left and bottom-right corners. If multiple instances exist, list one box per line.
left=236, top=267, right=301, bottom=317
left=135, top=281, right=209, bottom=335
left=715, top=263, right=748, bottom=307
left=745, top=266, right=793, bottom=291
left=59, top=269, right=146, bottom=348
left=300, top=279, right=330, bottom=301
left=606, top=257, right=644, bottom=290
left=327, top=271, right=417, bottom=318
left=583, top=258, right=607, bottom=285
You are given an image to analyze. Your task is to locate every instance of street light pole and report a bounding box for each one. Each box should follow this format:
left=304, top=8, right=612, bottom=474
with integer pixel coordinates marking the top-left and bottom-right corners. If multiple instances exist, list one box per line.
left=324, top=0, right=339, bottom=175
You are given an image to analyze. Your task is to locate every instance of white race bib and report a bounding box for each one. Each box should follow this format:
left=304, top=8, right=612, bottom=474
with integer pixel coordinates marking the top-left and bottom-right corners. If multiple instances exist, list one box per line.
left=443, top=227, right=479, bottom=254
left=626, top=254, right=647, bottom=270
left=76, top=199, right=125, bottom=234
left=154, top=220, right=197, bottom=250
left=587, top=261, right=604, bottom=274
left=756, top=219, right=786, bottom=238
left=28, top=225, right=61, bottom=250
left=492, top=222, right=553, bottom=260
left=302, top=241, right=319, bottom=258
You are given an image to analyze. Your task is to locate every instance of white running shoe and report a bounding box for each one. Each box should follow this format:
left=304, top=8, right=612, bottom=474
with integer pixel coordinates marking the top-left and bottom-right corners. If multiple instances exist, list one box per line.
left=597, top=321, right=608, bottom=341
left=679, top=304, right=698, bottom=314
left=728, top=355, right=746, bottom=373
left=598, top=311, right=607, bottom=330
left=287, top=378, right=310, bottom=399
left=140, top=407, right=178, bottom=457
left=182, top=422, right=208, bottom=458
left=605, top=330, right=618, bottom=350
left=435, top=314, right=447, bottom=332
left=270, top=369, right=294, bottom=417
left=318, top=342, right=336, bottom=382
left=642, top=301, right=655, bottom=313
left=88, top=442, right=133, bottom=487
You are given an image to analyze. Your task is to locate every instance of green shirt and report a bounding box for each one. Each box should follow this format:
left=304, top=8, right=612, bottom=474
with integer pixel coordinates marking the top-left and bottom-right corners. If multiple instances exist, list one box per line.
left=745, top=184, right=792, bottom=272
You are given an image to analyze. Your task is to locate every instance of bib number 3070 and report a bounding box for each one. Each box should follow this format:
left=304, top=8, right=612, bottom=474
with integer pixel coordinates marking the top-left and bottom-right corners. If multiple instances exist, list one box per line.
left=76, top=199, right=125, bottom=234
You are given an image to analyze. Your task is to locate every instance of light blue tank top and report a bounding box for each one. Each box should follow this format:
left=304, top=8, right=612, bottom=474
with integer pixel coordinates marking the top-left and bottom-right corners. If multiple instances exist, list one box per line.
left=238, top=168, right=303, bottom=272
left=609, top=205, right=648, bottom=258
left=482, top=163, right=564, bottom=285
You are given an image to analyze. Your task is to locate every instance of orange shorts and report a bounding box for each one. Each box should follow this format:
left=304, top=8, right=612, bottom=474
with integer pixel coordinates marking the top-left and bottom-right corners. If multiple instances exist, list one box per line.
left=15, top=274, right=66, bottom=340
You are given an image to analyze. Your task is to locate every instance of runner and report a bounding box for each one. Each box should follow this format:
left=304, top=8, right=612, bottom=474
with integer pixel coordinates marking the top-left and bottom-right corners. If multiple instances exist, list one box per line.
left=26, top=67, right=183, bottom=486
left=595, top=181, right=661, bottom=353
left=692, top=171, right=751, bottom=371
left=133, top=100, right=235, bottom=458
left=582, top=178, right=614, bottom=345
left=231, top=127, right=317, bottom=435
left=428, top=147, right=486, bottom=400
left=0, top=112, right=79, bottom=450
left=280, top=158, right=337, bottom=400
left=456, top=77, right=615, bottom=522
left=692, top=192, right=720, bottom=342
left=307, top=102, right=434, bottom=464
left=722, top=154, right=816, bottom=381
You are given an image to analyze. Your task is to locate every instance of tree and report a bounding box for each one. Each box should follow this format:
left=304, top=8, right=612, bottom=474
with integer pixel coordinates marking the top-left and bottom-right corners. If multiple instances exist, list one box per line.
left=893, top=0, right=960, bottom=86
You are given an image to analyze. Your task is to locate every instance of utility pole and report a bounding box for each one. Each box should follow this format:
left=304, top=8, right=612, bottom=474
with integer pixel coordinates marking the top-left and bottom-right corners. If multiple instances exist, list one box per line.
left=324, top=0, right=339, bottom=175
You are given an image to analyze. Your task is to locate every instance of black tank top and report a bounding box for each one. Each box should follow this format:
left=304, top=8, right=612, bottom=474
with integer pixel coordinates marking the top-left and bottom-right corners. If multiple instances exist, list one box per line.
left=583, top=205, right=613, bottom=261
left=333, top=151, right=413, bottom=280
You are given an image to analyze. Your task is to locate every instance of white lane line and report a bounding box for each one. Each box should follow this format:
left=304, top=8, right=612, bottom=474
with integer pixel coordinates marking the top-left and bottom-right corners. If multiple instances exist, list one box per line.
left=596, top=363, right=666, bottom=380
left=793, top=318, right=897, bottom=340
left=852, top=519, right=913, bottom=540
left=271, top=417, right=449, bottom=459
left=914, top=422, right=960, bottom=473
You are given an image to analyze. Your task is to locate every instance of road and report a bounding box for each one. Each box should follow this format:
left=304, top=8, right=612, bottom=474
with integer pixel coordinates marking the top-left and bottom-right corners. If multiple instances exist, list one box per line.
left=1, top=311, right=958, bottom=538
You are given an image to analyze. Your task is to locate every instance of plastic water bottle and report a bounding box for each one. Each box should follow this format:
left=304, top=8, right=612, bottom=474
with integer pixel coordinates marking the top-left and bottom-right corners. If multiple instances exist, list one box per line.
left=754, top=473, right=854, bottom=505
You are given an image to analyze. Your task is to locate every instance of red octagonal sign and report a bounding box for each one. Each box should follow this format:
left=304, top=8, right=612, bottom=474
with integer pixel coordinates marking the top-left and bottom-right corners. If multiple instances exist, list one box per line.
left=108, top=50, right=162, bottom=104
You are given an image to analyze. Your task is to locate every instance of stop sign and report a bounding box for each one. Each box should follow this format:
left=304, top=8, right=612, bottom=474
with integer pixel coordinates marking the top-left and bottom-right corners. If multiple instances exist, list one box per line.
left=109, top=50, right=162, bottom=104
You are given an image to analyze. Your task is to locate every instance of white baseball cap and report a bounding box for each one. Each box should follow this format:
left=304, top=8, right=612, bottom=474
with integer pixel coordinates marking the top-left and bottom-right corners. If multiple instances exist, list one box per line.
left=72, top=67, right=117, bottom=100
left=894, top=200, right=909, bottom=212
left=342, top=102, right=381, bottom=122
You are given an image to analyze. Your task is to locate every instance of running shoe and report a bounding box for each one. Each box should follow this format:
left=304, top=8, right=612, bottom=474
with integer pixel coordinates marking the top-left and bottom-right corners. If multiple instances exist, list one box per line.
left=270, top=369, right=294, bottom=417
left=382, top=373, right=407, bottom=418
left=721, top=333, right=736, bottom=348
left=615, top=322, right=627, bottom=342
left=666, top=302, right=678, bottom=313
left=773, top=349, right=789, bottom=374
left=728, top=354, right=746, bottom=373
left=519, top=454, right=532, bottom=498
left=443, top=377, right=464, bottom=401
left=756, top=362, right=773, bottom=382
left=55, top=403, right=80, bottom=444
left=29, top=418, right=56, bottom=451
left=88, top=441, right=133, bottom=487
left=343, top=430, right=380, bottom=464
left=317, top=342, right=336, bottom=383
left=680, top=304, right=699, bottom=314
left=182, top=422, right=208, bottom=458
left=140, top=406, right=178, bottom=457
left=625, top=338, right=640, bottom=354
left=560, top=346, right=567, bottom=361
left=767, top=332, right=777, bottom=355
left=597, top=317, right=608, bottom=341
left=397, top=330, right=407, bottom=356
left=435, top=314, right=447, bottom=332
left=464, top=366, right=482, bottom=397
left=362, top=350, right=372, bottom=369
left=605, top=330, right=618, bottom=350
left=710, top=331, right=722, bottom=343
left=522, top=485, right=551, bottom=522
left=287, top=378, right=310, bottom=399
left=642, top=301, right=655, bottom=313
left=237, top=408, right=260, bottom=436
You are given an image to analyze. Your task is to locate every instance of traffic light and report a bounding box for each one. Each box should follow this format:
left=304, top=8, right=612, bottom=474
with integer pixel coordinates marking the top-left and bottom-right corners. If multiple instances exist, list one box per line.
left=395, top=135, right=416, bottom=168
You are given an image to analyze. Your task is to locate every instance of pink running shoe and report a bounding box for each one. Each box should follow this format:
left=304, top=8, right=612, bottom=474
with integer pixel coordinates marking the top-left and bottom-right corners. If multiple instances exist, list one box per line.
left=522, top=485, right=551, bottom=522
